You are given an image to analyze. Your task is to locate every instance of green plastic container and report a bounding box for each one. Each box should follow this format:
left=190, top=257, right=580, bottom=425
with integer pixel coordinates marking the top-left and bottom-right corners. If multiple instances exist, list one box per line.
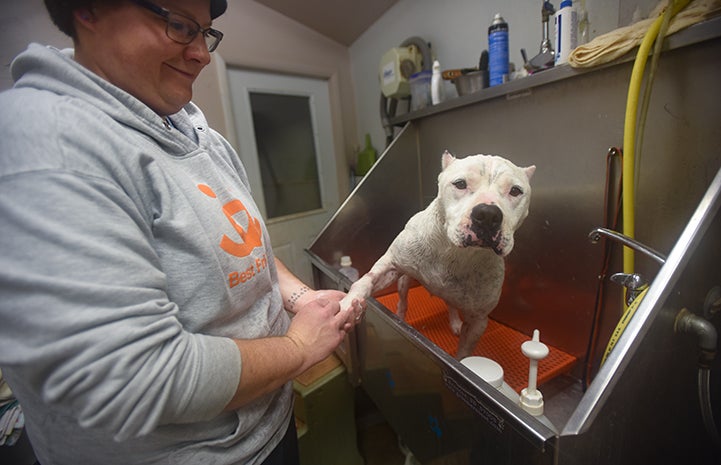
left=355, top=133, right=377, bottom=176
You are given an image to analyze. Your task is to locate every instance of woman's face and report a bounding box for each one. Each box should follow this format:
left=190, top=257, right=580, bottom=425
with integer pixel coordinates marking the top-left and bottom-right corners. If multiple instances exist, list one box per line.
left=74, top=0, right=213, bottom=116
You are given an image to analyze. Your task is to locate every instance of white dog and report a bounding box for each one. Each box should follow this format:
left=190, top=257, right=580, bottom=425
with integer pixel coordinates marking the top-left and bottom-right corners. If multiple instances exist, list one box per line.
left=342, top=151, right=535, bottom=359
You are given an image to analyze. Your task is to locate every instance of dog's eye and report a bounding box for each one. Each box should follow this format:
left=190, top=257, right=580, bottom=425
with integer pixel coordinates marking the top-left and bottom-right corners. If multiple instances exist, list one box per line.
left=509, top=185, right=524, bottom=197
left=452, top=179, right=467, bottom=190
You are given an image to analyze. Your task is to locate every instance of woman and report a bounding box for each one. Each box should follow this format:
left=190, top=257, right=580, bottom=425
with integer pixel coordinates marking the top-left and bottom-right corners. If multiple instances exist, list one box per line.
left=0, top=0, right=362, bottom=463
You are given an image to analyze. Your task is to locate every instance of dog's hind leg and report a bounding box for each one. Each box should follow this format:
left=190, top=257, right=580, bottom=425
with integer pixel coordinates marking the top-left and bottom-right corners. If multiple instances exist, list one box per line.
left=456, top=315, right=489, bottom=359
left=448, top=306, right=463, bottom=336
left=396, top=274, right=411, bottom=320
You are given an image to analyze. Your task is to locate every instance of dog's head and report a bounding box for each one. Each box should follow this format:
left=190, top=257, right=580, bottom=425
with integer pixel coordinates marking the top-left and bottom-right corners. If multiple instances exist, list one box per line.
left=437, top=151, right=535, bottom=257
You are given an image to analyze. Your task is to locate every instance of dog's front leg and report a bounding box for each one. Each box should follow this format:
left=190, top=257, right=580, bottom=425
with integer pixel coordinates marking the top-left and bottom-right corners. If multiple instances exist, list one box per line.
left=456, top=315, right=489, bottom=359
left=396, top=274, right=411, bottom=320
left=339, top=253, right=399, bottom=315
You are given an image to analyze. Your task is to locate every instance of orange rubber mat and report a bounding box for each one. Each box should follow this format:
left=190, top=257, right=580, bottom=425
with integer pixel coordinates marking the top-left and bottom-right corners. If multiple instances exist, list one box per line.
left=375, top=286, right=577, bottom=392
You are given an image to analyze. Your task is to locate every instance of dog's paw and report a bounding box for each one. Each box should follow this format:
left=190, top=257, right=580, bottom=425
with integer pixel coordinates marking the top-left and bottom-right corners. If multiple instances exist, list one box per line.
left=450, top=320, right=463, bottom=336
left=339, top=294, right=356, bottom=313
left=448, top=307, right=463, bottom=335
left=339, top=295, right=366, bottom=326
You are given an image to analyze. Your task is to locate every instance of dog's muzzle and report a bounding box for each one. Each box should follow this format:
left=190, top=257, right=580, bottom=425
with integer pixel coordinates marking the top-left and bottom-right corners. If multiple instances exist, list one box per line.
left=464, top=203, right=504, bottom=253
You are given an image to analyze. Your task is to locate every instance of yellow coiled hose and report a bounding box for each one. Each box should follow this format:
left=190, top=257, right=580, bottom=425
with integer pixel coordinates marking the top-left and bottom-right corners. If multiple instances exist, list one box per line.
left=622, top=0, right=689, bottom=275
left=605, top=0, right=689, bottom=363
left=602, top=287, right=649, bottom=364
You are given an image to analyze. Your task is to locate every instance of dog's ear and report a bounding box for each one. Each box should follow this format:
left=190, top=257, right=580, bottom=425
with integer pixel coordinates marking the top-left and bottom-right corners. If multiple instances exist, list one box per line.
left=441, top=150, right=455, bottom=170
left=524, top=165, right=536, bottom=181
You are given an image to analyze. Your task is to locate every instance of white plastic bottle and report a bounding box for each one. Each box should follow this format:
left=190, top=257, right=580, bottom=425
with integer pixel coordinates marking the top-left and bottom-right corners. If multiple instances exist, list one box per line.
left=339, top=256, right=359, bottom=282
left=431, top=60, right=444, bottom=105
left=554, top=0, right=578, bottom=65
left=460, top=356, right=518, bottom=402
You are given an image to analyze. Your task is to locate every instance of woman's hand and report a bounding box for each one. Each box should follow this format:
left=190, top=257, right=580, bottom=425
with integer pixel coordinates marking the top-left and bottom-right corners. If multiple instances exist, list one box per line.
left=285, top=296, right=347, bottom=369
left=292, top=288, right=365, bottom=327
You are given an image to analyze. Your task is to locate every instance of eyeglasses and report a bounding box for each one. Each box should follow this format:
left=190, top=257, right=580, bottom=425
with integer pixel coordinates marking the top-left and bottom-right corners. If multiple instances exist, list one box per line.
left=131, top=0, right=224, bottom=52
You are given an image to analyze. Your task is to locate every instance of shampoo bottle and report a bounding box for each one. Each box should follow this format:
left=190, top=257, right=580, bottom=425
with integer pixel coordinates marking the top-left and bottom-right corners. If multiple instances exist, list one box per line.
left=488, top=13, right=509, bottom=86
left=554, top=0, right=578, bottom=65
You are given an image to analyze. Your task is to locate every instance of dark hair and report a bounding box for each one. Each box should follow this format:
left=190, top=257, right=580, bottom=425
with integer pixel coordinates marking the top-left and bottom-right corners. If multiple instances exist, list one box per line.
left=44, top=0, right=100, bottom=38
left=44, top=0, right=227, bottom=38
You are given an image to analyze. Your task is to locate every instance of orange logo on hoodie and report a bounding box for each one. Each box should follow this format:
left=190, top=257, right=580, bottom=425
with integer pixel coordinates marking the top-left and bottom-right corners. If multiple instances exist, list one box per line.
left=198, top=184, right=263, bottom=257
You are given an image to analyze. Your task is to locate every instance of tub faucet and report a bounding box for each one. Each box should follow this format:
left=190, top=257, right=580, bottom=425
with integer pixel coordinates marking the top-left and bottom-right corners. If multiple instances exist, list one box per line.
left=588, top=227, right=667, bottom=265
left=588, top=227, right=667, bottom=304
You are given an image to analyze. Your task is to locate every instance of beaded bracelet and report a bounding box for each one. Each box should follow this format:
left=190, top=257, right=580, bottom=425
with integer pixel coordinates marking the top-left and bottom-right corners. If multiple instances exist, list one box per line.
left=287, top=286, right=311, bottom=311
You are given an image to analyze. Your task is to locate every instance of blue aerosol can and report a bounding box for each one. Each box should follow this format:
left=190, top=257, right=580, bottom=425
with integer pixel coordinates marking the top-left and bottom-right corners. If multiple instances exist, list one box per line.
left=488, top=13, right=509, bottom=86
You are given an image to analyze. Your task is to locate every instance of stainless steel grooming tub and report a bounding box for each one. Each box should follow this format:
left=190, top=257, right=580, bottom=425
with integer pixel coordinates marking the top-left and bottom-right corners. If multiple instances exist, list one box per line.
left=308, top=21, right=721, bottom=465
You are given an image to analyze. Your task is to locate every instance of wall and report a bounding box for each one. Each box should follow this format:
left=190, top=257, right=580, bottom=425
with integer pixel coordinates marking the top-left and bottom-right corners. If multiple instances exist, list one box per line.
left=1, top=0, right=71, bottom=91
left=349, top=0, right=622, bottom=153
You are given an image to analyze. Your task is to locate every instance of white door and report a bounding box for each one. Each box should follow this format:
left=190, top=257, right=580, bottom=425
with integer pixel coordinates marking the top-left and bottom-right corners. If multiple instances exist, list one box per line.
left=227, top=69, right=340, bottom=285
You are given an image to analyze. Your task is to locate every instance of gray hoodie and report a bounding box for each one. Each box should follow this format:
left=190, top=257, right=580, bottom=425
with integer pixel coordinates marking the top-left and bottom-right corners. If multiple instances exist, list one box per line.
left=0, top=44, right=292, bottom=464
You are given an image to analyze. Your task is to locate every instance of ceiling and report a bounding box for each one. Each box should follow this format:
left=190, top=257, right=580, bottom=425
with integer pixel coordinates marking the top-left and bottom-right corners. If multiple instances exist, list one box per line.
left=254, top=0, right=400, bottom=46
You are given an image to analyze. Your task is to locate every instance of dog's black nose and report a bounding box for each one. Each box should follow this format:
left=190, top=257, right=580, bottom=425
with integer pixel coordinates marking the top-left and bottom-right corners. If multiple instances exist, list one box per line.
left=470, top=204, right=503, bottom=237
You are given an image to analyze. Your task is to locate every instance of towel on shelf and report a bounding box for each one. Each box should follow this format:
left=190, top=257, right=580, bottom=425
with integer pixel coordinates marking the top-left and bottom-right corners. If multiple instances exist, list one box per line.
left=568, top=0, right=721, bottom=68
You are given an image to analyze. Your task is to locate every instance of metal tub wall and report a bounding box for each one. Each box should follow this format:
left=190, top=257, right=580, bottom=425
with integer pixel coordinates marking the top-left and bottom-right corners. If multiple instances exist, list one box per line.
left=559, top=168, right=721, bottom=464
left=309, top=122, right=423, bottom=279
left=308, top=23, right=721, bottom=465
